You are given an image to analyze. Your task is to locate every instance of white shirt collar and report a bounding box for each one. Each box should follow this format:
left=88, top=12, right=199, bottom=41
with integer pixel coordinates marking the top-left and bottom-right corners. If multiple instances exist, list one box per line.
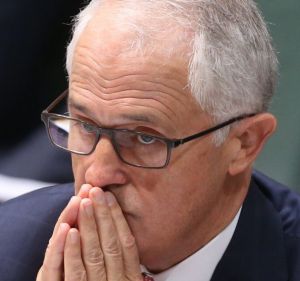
left=142, top=208, right=241, bottom=281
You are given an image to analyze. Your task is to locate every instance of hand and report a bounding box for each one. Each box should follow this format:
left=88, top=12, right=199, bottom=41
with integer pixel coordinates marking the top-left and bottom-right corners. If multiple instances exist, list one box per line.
left=37, top=185, right=143, bottom=281
left=36, top=184, right=92, bottom=281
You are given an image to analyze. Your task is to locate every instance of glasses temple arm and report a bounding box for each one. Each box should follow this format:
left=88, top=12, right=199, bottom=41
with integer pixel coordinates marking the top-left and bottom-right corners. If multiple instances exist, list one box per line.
left=42, top=89, right=69, bottom=114
left=173, top=114, right=256, bottom=147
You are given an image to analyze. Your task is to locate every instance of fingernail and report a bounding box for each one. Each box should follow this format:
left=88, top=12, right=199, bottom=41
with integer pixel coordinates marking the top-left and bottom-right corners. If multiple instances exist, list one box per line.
left=70, top=229, right=79, bottom=244
left=69, top=196, right=79, bottom=204
left=105, top=192, right=116, bottom=206
left=80, top=184, right=91, bottom=194
left=59, top=223, right=69, bottom=233
left=92, top=188, right=106, bottom=205
left=82, top=199, right=93, bottom=217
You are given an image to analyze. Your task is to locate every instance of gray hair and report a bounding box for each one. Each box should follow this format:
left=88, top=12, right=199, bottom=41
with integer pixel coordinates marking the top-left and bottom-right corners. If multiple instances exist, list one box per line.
left=66, top=0, right=278, bottom=144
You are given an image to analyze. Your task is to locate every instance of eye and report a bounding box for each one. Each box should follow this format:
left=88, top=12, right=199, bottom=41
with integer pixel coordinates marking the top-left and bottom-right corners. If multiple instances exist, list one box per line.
left=81, top=122, right=96, bottom=133
left=137, top=134, right=156, bottom=145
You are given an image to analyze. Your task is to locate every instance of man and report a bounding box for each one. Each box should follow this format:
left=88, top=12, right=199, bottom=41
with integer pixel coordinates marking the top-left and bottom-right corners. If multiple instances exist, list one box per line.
left=0, top=0, right=299, bottom=280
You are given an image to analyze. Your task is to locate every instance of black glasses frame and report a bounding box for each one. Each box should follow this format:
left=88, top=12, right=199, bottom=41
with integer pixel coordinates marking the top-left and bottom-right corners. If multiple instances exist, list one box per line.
left=41, top=90, right=256, bottom=169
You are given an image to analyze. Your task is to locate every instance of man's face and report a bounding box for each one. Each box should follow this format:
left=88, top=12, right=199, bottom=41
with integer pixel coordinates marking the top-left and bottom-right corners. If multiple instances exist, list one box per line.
left=69, top=12, right=232, bottom=271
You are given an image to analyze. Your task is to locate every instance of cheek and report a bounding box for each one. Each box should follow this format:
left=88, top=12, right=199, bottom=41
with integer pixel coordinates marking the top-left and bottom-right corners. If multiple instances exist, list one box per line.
left=148, top=144, right=225, bottom=222
left=129, top=167, right=208, bottom=265
left=131, top=141, right=221, bottom=213
left=71, top=155, right=87, bottom=194
left=129, top=157, right=207, bottom=232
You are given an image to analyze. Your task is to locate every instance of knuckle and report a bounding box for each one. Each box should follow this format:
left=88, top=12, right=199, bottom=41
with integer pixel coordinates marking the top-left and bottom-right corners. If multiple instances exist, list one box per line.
left=85, top=248, right=104, bottom=266
left=97, top=208, right=111, bottom=219
left=45, top=238, right=61, bottom=257
left=103, top=239, right=122, bottom=257
left=122, top=234, right=136, bottom=250
left=41, top=262, right=59, bottom=275
left=41, top=262, right=52, bottom=272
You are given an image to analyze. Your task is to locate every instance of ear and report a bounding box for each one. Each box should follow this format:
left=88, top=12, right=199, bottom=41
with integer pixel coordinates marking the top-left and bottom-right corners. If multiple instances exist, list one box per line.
left=227, top=113, right=277, bottom=176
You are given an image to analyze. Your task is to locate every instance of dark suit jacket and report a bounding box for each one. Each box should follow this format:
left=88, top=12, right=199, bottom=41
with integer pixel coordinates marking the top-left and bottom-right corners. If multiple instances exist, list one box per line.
left=0, top=171, right=299, bottom=281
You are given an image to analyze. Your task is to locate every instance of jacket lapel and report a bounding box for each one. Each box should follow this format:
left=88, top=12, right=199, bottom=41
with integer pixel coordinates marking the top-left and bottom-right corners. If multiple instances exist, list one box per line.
left=211, top=179, right=288, bottom=281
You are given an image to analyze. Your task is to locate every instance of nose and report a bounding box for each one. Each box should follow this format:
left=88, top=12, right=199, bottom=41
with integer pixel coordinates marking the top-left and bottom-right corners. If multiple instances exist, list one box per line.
left=84, top=136, right=128, bottom=188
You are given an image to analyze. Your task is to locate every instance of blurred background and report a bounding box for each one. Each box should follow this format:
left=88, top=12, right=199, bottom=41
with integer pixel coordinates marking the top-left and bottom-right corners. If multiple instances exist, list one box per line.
left=254, top=0, right=300, bottom=191
left=0, top=0, right=83, bottom=200
left=0, top=0, right=299, bottom=201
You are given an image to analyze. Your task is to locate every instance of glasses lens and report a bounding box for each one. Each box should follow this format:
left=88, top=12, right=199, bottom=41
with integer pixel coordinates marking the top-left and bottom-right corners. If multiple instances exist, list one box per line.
left=48, top=116, right=97, bottom=154
left=46, top=115, right=169, bottom=168
left=114, top=131, right=168, bottom=168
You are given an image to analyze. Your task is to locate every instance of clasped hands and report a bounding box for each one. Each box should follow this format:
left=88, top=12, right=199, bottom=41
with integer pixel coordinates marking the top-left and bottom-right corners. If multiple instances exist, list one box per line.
left=37, top=184, right=143, bottom=281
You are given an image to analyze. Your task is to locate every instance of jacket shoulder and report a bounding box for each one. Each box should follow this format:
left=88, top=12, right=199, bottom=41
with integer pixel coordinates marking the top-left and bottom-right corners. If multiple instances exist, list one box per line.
left=253, top=171, right=300, bottom=280
left=0, top=183, right=74, bottom=221
left=0, top=183, right=74, bottom=281
left=252, top=170, right=300, bottom=238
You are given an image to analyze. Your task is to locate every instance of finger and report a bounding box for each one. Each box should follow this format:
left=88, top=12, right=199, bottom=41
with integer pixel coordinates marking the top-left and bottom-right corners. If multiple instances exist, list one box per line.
left=77, top=184, right=93, bottom=199
left=64, top=228, right=87, bottom=281
left=37, top=223, right=70, bottom=281
left=78, top=198, right=106, bottom=280
left=38, top=196, right=81, bottom=281
left=90, top=187, right=123, bottom=281
left=52, top=196, right=81, bottom=237
left=105, top=192, right=142, bottom=280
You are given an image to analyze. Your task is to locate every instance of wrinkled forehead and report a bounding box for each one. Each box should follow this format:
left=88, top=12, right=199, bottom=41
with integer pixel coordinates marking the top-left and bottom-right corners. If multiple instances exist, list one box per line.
left=68, top=4, right=203, bottom=133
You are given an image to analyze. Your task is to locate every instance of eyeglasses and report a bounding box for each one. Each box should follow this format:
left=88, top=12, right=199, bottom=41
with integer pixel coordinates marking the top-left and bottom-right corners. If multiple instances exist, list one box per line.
left=41, top=90, right=255, bottom=169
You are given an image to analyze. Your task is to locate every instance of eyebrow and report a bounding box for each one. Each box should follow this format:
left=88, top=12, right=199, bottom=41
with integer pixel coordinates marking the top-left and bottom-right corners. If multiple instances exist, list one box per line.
left=68, top=98, right=157, bottom=125
left=68, top=98, right=91, bottom=116
left=120, top=113, right=155, bottom=123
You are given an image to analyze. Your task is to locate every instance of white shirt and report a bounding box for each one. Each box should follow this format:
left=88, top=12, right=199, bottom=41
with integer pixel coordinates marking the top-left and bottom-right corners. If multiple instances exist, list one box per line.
left=142, top=208, right=241, bottom=281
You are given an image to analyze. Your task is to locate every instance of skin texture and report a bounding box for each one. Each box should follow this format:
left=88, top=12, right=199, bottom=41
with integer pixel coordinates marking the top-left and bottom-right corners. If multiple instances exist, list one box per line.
left=37, top=3, right=277, bottom=281
left=70, top=15, right=239, bottom=270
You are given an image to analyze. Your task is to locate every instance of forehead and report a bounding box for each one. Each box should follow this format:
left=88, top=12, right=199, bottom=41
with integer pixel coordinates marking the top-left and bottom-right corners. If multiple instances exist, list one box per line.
left=72, top=6, right=194, bottom=92
left=76, top=2, right=193, bottom=62
left=74, top=10, right=188, bottom=85
left=69, top=7, right=205, bottom=136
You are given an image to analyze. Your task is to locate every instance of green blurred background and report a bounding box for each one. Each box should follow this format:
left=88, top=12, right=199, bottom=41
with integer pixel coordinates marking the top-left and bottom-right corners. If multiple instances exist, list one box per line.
left=254, top=0, right=300, bottom=191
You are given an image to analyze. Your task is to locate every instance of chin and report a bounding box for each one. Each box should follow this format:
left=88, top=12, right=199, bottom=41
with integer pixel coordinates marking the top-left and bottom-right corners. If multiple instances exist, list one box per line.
left=134, top=234, right=165, bottom=272
left=140, top=253, right=168, bottom=274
